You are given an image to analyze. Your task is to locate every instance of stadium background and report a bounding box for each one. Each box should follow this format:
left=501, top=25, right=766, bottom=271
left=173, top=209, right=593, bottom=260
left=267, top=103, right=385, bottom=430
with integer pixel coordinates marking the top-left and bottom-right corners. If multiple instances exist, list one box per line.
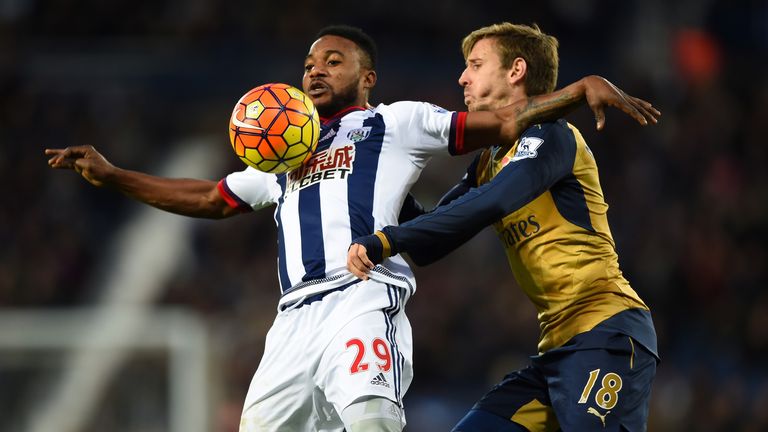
left=2, top=0, right=767, bottom=430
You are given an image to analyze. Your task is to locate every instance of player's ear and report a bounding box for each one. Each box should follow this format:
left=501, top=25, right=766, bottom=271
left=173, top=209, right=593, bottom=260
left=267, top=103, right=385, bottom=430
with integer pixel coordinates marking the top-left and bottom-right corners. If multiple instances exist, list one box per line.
left=362, top=69, right=377, bottom=90
left=508, top=57, right=527, bottom=86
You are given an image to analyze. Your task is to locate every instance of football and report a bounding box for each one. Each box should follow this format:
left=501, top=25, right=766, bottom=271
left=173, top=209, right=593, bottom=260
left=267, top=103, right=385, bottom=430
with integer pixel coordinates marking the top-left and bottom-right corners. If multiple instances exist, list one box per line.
left=229, top=83, right=320, bottom=173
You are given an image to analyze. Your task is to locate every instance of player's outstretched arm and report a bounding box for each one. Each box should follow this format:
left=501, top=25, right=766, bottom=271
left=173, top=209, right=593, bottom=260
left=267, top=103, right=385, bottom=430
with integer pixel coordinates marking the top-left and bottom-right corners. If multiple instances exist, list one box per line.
left=46, top=145, right=238, bottom=219
left=462, top=75, right=660, bottom=152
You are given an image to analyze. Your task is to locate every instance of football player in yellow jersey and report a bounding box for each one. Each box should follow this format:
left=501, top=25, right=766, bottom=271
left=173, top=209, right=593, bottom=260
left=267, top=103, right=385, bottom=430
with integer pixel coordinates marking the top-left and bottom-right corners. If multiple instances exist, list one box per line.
left=348, top=23, right=659, bottom=431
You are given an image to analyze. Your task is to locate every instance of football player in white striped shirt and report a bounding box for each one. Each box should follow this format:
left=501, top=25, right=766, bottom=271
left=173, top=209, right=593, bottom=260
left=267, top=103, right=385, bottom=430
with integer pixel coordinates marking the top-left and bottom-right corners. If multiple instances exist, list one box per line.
left=47, top=25, right=658, bottom=432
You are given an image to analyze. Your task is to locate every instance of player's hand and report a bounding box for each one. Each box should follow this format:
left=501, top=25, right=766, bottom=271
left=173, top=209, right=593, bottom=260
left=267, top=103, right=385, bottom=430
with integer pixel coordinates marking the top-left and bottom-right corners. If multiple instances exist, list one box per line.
left=347, top=234, right=385, bottom=280
left=45, top=145, right=115, bottom=187
left=348, top=243, right=374, bottom=280
left=581, top=75, right=660, bottom=131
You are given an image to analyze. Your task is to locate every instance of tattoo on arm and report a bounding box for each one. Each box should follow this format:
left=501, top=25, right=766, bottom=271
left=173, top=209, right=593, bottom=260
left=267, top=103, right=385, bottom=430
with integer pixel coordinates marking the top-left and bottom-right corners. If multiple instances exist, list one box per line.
left=517, top=91, right=583, bottom=126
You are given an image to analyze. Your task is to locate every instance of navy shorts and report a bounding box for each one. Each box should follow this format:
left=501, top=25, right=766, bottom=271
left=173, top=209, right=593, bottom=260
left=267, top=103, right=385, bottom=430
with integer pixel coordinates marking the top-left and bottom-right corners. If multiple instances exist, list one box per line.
left=452, top=331, right=657, bottom=431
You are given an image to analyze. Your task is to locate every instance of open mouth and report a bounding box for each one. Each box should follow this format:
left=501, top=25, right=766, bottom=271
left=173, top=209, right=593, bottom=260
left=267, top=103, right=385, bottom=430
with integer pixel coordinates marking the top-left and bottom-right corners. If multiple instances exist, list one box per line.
left=308, top=81, right=329, bottom=96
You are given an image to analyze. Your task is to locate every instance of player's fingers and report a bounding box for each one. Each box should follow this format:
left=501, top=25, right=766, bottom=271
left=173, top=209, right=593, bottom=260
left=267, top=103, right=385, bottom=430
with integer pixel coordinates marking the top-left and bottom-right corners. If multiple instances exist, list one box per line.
left=355, top=247, right=374, bottom=270
left=347, top=246, right=370, bottom=280
left=632, top=102, right=658, bottom=125
left=594, top=106, right=606, bottom=131
left=630, top=96, right=661, bottom=121
left=348, top=262, right=368, bottom=280
left=346, top=255, right=364, bottom=279
left=52, top=147, right=74, bottom=163
left=629, top=95, right=656, bottom=112
left=615, top=89, right=660, bottom=126
left=65, top=145, right=94, bottom=153
left=50, top=147, right=88, bottom=167
left=58, top=146, right=92, bottom=161
left=73, top=158, right=91, bottom=172
left=46, top=149, right=60, bottom=166
left=347, top=244, right=360, bottom=265
left=613, top=97, right=647, bottom=126
left=48, top=153, right=74, bottom=168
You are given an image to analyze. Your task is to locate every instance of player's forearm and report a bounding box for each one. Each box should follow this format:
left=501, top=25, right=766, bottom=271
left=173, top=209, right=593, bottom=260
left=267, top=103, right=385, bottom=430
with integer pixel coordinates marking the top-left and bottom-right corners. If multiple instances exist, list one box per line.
left=385, top=187, right=507, bottom=255
left=515, top=79, right=587, bottom=131
left=352, top=194, right=497, bottom=268
left=497, top=80, right=585, bottom=146
left=383, top=224, right=477, bottom=266
left=357, top=160, right=549, bottom=266
left=105, top=168, right=232, bottom=219
left=368, top=184, right=510, bottom=267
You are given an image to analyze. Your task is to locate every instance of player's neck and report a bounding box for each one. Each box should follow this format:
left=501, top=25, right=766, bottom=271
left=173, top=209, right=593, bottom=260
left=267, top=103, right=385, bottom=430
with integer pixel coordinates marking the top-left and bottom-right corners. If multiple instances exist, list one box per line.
left=490, top=90, right=528, bottom=111
left=319, top=105, right=368, bottom=124
left=507, top=87, right=528, bottom=108
left=490, top=97, right=518, bottom=111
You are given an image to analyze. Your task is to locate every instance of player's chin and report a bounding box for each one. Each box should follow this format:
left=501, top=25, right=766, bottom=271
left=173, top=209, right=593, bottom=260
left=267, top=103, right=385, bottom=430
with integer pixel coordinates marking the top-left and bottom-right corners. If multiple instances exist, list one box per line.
left=466, top=101, right=489, bottom=113
left=307, top=90, right=331, bottom=106
left=312, top=97, right=339, bottom=117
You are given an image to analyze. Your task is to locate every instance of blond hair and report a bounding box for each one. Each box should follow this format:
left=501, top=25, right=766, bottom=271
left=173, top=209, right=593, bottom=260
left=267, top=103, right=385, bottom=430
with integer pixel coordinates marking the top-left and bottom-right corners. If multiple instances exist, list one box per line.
left=462, top=23, right=559, bottom=95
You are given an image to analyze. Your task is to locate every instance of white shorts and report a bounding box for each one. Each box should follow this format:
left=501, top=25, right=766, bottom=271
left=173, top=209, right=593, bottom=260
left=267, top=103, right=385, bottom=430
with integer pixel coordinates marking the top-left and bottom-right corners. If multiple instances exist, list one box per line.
left=240, top=280, right=413, bottom=432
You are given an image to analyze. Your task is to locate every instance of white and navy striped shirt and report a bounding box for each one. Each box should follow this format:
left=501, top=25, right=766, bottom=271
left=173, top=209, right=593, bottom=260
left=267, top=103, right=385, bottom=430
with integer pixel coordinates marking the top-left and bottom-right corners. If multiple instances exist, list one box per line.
left=218, top=102, right=466, bottom=306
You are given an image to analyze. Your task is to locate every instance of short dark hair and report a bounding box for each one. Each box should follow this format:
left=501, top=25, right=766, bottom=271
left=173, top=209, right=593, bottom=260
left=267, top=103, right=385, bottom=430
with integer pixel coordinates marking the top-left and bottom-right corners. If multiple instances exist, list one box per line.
left=316, top=25, right=377, bottom=69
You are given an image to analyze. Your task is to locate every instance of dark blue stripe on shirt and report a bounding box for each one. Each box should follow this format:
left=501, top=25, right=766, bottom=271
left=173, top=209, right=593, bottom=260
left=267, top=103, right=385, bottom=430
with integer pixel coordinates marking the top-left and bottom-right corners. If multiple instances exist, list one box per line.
left=295, top=122, right=340, bottom=282
left=274, top=119, right=345, bottom=290
left=347, top=114, right=386, bottom=238
left=298, top=181, right=324, bottom=281
left=275, top=174, right=292, bottom=292
left=294, top=121, right=345, bottom=283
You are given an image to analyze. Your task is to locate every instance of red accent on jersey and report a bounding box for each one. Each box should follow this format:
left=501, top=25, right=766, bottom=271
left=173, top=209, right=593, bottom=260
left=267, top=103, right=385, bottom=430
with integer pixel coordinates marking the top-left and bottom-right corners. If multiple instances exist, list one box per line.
left=451, top=111, right=468, bottom=155
left=217, top=179, right=252, bottom=212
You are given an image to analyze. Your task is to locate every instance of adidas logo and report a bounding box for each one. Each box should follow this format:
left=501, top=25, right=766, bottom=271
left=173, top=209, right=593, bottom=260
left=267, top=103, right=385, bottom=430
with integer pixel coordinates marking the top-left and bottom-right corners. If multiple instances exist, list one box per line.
left=370, top=373, right=390, bottom=388
left=319, top=128, right=337, bottom=143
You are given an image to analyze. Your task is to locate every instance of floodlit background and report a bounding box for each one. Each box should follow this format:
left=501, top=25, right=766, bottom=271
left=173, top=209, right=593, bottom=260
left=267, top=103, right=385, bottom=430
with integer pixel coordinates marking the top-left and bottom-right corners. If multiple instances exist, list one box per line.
left=2, top=0, right=767, bottom=430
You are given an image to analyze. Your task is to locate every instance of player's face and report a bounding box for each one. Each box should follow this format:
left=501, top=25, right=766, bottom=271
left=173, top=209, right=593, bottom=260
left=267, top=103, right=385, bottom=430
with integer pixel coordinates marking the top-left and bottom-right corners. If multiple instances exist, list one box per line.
left=458, top=38, right=515, bottom=112
left=303, top=35, right=371, bottom=118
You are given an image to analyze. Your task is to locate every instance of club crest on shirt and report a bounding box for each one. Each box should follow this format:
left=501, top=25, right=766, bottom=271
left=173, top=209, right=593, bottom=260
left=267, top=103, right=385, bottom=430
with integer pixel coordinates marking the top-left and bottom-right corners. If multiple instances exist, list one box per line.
left=347, top=127, right=371, bottom=142
left=510, top=137, right=544, bottom=162
left=285, top=144, right=356, bottom=194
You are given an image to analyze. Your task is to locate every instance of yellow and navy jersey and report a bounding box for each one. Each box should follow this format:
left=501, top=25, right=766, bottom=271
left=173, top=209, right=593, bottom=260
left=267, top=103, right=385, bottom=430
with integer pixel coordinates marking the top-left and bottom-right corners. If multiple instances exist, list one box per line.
left=382, top=119, right=656, bottom=355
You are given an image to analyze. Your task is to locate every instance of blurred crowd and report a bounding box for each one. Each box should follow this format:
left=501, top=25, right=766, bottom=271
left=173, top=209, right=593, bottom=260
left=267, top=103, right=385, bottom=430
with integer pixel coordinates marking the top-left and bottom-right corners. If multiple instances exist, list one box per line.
left=1, top=0, right=767, bottom=431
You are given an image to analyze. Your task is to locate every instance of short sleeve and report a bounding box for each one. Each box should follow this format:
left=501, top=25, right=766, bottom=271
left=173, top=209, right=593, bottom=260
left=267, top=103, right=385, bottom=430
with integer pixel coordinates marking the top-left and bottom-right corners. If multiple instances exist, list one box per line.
left=218, top=166, right=281, bottom=211
left=387, top=101, right=466, bottom=158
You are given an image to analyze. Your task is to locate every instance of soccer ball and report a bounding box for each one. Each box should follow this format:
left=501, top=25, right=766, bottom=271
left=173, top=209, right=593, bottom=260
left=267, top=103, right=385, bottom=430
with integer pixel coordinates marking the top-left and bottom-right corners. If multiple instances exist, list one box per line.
left=229, top=83, right=320, bottom=173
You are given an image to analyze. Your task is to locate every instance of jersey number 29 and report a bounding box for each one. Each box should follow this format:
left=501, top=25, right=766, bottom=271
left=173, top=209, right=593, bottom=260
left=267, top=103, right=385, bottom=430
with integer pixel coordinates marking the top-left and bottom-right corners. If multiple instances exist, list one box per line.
left=345, top=338, right=392, bottom=373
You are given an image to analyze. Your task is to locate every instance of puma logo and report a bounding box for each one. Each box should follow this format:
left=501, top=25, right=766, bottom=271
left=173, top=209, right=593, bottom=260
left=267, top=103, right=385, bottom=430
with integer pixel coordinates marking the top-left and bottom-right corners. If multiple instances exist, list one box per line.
left=587, top=407, right=610, bottom=427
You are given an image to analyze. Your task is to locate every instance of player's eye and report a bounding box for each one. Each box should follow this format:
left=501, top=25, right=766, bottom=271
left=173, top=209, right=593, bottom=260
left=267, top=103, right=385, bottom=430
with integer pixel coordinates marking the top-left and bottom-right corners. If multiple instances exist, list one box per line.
left=304, top=64, right=313, bottom=72
left=327, top=59, right=341, bottom=66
